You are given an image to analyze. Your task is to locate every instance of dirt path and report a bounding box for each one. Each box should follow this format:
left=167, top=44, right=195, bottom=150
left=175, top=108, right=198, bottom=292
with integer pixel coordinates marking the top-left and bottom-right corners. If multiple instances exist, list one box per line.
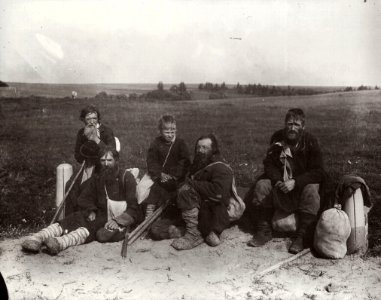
left=1, top=226, right=380, bottom=300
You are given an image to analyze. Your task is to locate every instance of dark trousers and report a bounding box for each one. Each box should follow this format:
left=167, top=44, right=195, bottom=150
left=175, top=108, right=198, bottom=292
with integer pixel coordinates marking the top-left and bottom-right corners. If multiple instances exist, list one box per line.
left=144, top=180, right=177, bottom=206
left=177, top=184, right=230, bottom=237
left=253, top=179, right=320, bottom=215
left=58, top=211, right=107, bottom=243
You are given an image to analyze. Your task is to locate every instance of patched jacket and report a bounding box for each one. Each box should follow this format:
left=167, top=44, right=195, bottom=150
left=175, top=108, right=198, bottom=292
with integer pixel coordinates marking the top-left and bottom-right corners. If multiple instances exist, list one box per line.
left=188, top=156, right=233, bottom=206
left=263, top=129, right=326, bottom=190
left=74, top=124, right=116, bottom=163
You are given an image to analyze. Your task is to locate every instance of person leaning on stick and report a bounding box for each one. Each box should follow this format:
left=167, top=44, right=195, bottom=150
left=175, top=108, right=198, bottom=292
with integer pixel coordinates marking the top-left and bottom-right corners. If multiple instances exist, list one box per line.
left=21, top=146, right=143, bottom=255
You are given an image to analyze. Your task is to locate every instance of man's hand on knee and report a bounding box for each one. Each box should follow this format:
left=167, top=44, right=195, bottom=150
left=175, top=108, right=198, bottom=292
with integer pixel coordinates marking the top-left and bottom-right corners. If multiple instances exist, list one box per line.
left=276, top=179, right=295, bottom=193
left=87, top=211, right=96, bottom=221
left=105, top=220, right=120, bottom=231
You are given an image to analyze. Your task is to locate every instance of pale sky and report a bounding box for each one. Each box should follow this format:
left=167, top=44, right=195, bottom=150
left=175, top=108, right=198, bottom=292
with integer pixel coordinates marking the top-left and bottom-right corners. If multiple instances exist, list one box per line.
left=1, top=0, right=380, bottom=86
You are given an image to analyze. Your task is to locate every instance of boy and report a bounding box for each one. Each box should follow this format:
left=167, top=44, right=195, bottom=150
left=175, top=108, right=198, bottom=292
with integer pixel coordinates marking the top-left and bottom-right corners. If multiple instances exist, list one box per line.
left=140, top=115, right=191, bottom=219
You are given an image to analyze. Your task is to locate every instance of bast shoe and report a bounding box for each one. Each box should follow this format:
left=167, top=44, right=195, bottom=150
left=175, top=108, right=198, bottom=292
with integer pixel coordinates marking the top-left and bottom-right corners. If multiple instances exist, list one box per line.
left=21, top=236, right=43, bottom=253
left=45, top=237, right=62, bottom=255
left=168, top=225, right=183, bottom=239
left=205, top=231, right=221, bottom=247
left=289, top=236, right=305, bottom=254
left=171, top=233, right=204, bottom=250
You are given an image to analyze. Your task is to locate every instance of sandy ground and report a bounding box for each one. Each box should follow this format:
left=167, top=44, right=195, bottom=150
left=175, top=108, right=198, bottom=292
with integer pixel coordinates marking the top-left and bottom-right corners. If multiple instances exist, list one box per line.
left=1, top=225, right=381, bottom=300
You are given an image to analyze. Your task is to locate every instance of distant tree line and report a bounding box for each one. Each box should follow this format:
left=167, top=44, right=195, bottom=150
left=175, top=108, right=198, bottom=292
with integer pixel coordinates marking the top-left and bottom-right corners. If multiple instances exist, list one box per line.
left=344, top=85, right=379, bottom=92
left=199, top=82, right=323, bottom=97
left=198, top=82, right=227, bottom=91
left=143, top=81, right=191, bottom=100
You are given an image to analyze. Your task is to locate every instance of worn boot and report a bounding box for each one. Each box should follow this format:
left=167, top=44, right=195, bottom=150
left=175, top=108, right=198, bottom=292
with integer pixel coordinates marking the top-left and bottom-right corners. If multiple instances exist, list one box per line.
left=247, top=208, right=273, bottom=247
left=45, top=227, right=89, bottom=255
left=145, top=204, right=156, bottom=220
left=21, top=223, right=62, bottom=252
left=168, top=225, right=184, bottom=239
left=205, top=231, right=221, bottom=247
left=171, top=208, right=203, bottom=250
left=289, top=212, right=316, bottom=254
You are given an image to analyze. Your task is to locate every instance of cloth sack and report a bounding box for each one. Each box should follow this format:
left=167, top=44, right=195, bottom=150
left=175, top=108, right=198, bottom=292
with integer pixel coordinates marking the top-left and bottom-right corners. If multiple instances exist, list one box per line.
left=227, top=177, right=246, bottom=222
left=314, top=206, right=351, bottom=259
left=136, top=173, right=155, bottom=204
left=272, top=210, right=299, bottom=232
left=106, top=168, right=139, bottom=230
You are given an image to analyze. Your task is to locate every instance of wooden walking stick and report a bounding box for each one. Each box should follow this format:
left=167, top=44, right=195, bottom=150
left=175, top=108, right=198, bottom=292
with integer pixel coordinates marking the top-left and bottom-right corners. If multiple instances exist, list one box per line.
left=50, top=161, right=86, bottom=225
left=251, top=248, right=311, bottom=278
left=121, top=201, right=169, bottom=258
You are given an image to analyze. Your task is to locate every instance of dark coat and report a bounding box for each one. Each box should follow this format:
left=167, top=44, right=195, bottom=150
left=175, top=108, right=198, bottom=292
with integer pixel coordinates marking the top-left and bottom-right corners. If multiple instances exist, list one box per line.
left=147, top=136, right=190, bottom=182
left=263, top=129, right=326, bottom=190
left=76, top=169, right=143, bottom=223
left=187, top=155, right=233, bottom=236
left=74, top=124, right=116, bottom=164
left=59, top=169, right=142, bottom=243
left=188, top=155, right=233, bottom=207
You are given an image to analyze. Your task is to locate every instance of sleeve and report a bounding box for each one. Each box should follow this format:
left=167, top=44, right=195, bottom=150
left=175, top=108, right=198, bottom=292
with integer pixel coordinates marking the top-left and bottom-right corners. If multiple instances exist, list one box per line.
left=98, top=126, right=116, bottom=150
left=170, top=139, right=191, bottom=180
left=188, top=165, right=233, bottom=206
left=74, top=129, right=85, bottom=163
left=294, top=136, right=326, bottom=189
left=263, top=143, right=283, bottom=186
left=146, top=140, right=162, bottom=180
left=77, top=176, right=99, bottom=216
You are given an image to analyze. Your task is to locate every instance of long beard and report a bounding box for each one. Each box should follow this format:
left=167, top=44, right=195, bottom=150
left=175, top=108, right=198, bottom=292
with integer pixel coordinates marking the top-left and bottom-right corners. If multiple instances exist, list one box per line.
left=192, top=152, right=212, bottom=172
left=100, top=166, right=117, bottom=182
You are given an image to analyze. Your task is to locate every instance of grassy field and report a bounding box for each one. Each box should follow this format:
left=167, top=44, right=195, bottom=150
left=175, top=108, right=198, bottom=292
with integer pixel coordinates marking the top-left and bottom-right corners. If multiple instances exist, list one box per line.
left=1, top=89, right=381, bottom=254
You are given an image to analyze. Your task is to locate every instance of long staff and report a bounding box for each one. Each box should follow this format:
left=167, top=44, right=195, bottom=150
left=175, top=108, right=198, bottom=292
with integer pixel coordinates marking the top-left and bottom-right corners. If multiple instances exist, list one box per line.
left=49, top=161, right=86, bottom=225
left=252, top=248, right=311, bottom=278
left=121, top=201, right=169, bottom=258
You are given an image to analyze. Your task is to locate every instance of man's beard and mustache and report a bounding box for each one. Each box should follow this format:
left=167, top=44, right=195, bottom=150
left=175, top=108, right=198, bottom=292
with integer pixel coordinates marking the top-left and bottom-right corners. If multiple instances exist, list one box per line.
left=100, top=165, right=118, bottom=182
left=285, top=129, right=303, bottom=146
left=192, top=151, right=213, bottom=172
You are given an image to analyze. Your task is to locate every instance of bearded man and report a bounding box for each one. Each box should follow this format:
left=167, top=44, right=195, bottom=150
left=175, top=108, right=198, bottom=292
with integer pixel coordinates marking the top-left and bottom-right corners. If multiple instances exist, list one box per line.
left=66, top=105, right=116, bottom=215
left=170, top=134, right=234, bottom=250
left=21, top=146, right=142, bottom=255
left=247, top=108, right=326, bottom=254
left=74, top=105, right=116, bottom=167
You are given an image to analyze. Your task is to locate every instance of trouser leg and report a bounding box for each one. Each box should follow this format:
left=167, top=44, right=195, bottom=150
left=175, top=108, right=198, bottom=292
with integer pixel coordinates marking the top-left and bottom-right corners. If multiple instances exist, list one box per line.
left=289, top=184, right=320, bottom=254
left=247, top=179, right=274, bottom=247
left=171, top=208, right=203, bottom=250
left=171, top=185, right=203, bottom=250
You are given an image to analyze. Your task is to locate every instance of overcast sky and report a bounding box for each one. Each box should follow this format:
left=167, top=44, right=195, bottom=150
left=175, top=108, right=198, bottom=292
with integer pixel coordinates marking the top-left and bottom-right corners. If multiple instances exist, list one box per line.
left=1, top=0, right=380, bottom=86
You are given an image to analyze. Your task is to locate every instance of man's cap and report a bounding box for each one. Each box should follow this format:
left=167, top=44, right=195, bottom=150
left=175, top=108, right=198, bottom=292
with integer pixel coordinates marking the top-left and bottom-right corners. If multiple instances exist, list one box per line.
left=80, top=141, right=100, bottom=159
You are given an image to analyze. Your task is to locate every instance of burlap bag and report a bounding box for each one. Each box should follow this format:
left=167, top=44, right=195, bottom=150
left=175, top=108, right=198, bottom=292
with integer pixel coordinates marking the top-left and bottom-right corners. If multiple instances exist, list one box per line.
left=314, top=207, right=351, bottom=259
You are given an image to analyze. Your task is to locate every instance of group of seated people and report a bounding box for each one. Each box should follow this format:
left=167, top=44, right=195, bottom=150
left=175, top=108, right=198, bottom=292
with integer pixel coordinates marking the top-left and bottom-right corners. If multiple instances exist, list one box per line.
left=21, top=105, right=327, bottom=255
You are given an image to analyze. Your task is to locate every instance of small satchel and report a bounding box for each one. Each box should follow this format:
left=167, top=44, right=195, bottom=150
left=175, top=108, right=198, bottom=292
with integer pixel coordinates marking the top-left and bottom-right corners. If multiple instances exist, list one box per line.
left=197, top=162, right=245, bottom=222
left=136, top=173, right=155, bottom=204
left=227, top=177, right=246, bottom=222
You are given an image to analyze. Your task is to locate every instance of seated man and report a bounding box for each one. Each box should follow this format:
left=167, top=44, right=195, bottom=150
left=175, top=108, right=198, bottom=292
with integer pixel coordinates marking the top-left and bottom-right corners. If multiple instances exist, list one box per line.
left=247, top=108, right=326, bottom=254
left=66, top=105, right=116, bottom=215
left=171, top=134, right=234, bottom=250
left=21, top=146, right=142, bottom=255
